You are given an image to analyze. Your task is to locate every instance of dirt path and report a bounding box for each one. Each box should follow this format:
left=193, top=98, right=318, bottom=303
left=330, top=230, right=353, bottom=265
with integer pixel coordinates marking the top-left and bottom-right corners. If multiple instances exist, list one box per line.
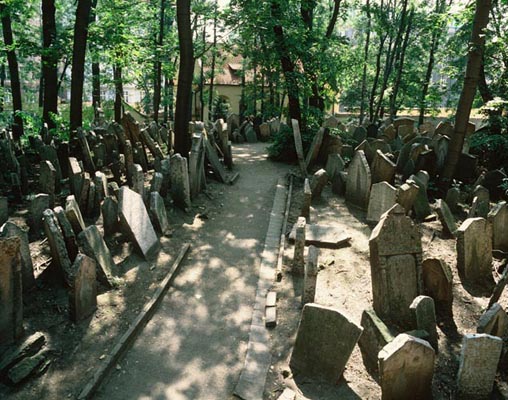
left=95, top=142, right=290, bottom=400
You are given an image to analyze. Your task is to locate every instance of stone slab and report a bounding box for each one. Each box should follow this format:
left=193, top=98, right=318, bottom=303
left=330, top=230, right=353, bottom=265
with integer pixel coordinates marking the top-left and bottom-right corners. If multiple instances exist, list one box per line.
left=289, top=223, right=351, bottom=248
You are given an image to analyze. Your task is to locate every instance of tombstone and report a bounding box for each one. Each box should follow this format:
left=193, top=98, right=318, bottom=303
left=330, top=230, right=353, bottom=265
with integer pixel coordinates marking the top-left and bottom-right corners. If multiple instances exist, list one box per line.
left=68, top=157, right=83, bottom=198
left=478, top=303, right=508, bottom=338
left=456, top=333, right=502, bottom=400
left=86, top=181, right=96, bottom=217
left=353, top=126, right=367, bottom=144
left=369, top=204, right=423, bottom=326
left=291, top=119, right=307, bottom=176
left=149, top=192, right=169, bottom=235
left=310, top=169, right=328, bottom=200
left=469, top=196, right=490, bottom=219
left=483, top=169, right=507, bottom=200
left=0, top=222, right=35, bottom=293
left=293, top=217, right=306, bottom=276
left=0, top=237, right=23, bottom=345
left=244, top=124, right=257, bottom=143
left=101, top=196, right=119, bottom=237
left=398, top=124, right=414, bottom=140
left=409, top=296, right=438, bottom=351
left=131, top=164, right=145, bottom=198
left=124, top=140, right=134, bottom=184
left=290, top=303, right=363, bottom=384
left=410, top=173, right=432, bottom=220
left=39, top=160, right=56, bottom=207
left=472, top=185, right=490, bottom=204
left=79, top=173, right=91, bottom=213
left=345, top=151, right=371, bottom=210
left=65, top=195, right=86, bottom=235
left=170, top=154, right=192, bottom=210
left=77, top=225, right=116, bottom=287
left=159, top=158, right=171, bottom=197
left=396, top=181, right=419, bottom=214
left=488, top=202, right=508, bottom=252
left=371, top=150, right=396, bottom=184
left=259, top=123, right=271, bottom=141
left=93, top=142, right=106, bottom=169
left=393, top=117, right=415, bottom=129
left=445, top=186, right=461, bottom=213
left=433, top=135, right=450, bottom=173
left=456, top=218, right=494, bottom=291
left=367, top=123, right=378, bottom=138
left=305, top=128, right=325, bottom=168
left=355, top=140, right=374, bottom=163
left=94, top=171, right=108, bottom=205
left=150, top=172, right=164, bottom=194
left=435, top=199, right=456, bottom=237
left=359, top=309, right=394, bottom=373
left=378, top=334, right=435, bottom=400
left=0, top=196, right=7, bottom=226
left=133, top=142, right=148, bottom=172
left=29, top=194, right=50, bottom=234
left=435, top=121, right=453, bottom=137
left=69, top=254, right=97, bottom=322
left=382, top=125, right=396, bottom=141
left=53, top=206, right=78, bottom=262
left=325, top=154, right=345, bottom=195
left=76, top=128, right=96, bottom=172
left=301, top=179, right=311, bottom=220
left=302, top=246, right=318, bottom=305
left=317, top=131, right=342, bottom=164
left=323, top=115, right=339, bottom=128
left=415, top=150, right=437, bottom=177
left=455, top=153, right=478, bottom=182
left=367, top=182, right=397, bottom=224
left=40, top=145, right=62, bottom=192
left=43, top=209, right=74, bottom=286
left=341, top=144, right=354, bottom=159
left=118, top=186, right=160, bottom=260
left=422, top=258, right=453, bottom=318
left=189, top=133, right=205, bottom=199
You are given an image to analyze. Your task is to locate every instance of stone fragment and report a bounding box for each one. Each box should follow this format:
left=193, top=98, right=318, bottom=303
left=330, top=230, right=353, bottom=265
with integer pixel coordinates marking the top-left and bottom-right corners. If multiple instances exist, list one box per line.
left=290, top=303, right=363, bottom=384
left=292, top=217, right=306, bottom=276
left=369, top=204, right=422, bottom=326
left=367, top=182, right=397, bottom=223
left=0, top=332, right=45, bottom=373
left=0, top=237, right=23, bottom=345
left=302, top=245, right=319, bottom=305
left=422, top=258, right=453, bottom=318
left=149, top=192, right=169, bottom=235
left=477, top=303, right=508, bottom=338
left=359, top=309, right=394, bottom=373
left=456, top=333, right=502, bottom=400
left=409, top=296, right=438, bottom=350
left=301, top=179, right=311, bottom=220
left=378, top=334, right=435, bottom=400
left=456, top=218, right=494, bottom=291
left=170, top=153, right=192, bottom=210
left=6, top=350, right=48, bottom=385
left=101, top=196, right=119, bottom=237
left=371, top=150, right=396, bottom=184
left=39, top=160, right=56, bottom=206
left=77, top=225, right=116, bottom=287
left=289, top=224, right=351, bottom=248
left=310, top=169, right=328, bottom=200
left=345, top=150, right=371, bottom=210
left=118, top=186, right=160, bottom=260
left=435, top=199, right=457, bottom=237
left=65, top=195, right=86, bottom=235
left=0, top=222, right=35, bottom=293
left=69, top=254, right=97, bottom=322
left=488, top=201, right=508, bottom=252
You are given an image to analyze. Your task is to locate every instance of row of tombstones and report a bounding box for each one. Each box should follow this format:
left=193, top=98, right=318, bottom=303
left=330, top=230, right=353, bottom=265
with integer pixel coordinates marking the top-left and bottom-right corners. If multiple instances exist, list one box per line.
left=288, top=201, right=506, bottom=399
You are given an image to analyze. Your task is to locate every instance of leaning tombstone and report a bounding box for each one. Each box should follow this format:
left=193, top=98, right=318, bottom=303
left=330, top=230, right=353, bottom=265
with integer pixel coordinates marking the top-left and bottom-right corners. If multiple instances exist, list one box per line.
left=0, top=237, right=23, bottom=345
left=477, top=303, right=508, bottom=338
left=435, top=199, right=457, bottom=237
left=445, top=186, right=461, bottom=213
left=69, top=254, right=97, bottom=322
left=409, top=296, right=438, bottom=351
left=39, top=160, right=56, bottom=207
left=456, top=333, right=503, bottom=400
left=369, top=204, right=422, bottom=326
left=422, top=258, right=453, bottom=318
left=310, top=169, right=328, bottom=200
left=101, top=196, right=119, bottom=237
left=378, top=333, right=435, bottom=400
left=289, top=303, right=363, bottom=384
left=371, top=150, right=396, bottom=184
left=149, top=192, right=170, bottom=235
left=65, top=195, right=86, bottom=235
left=396, top=181, right=419, bottom=214
left=345, top=150, right=372, bottom=210
left=359, top=309, right=394, bottom=373
left=487, top=201, right=508, bottom=252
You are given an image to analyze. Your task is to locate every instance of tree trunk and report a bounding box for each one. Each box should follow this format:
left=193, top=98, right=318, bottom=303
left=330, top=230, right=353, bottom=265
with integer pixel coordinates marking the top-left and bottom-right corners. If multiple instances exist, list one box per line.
left=90, top=0, right=100, bottom=112
left=0, top=4, right=23, bottom=141
left=440, top=0, right=491, bottom=185
left=207, top=6, right=217, bottom=121
left=42, top=0, right=58, bottom=131
left=113, top=65, right=123, bottom=123
left=359, top=0, right=371, bottom=124
left=174, top=0, right=194, bottom=157
left=153, top=0, right=166, bottom=123
left=0, top=63, right=5, bottom=112
left=70, top=0, right=92, bottom=131
left=198, top=21, right=205, bottom=121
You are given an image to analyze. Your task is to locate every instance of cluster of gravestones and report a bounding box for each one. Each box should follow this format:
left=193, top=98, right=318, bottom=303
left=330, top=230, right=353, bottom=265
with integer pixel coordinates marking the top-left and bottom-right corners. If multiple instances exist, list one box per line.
left=0, top=113, right=236, bottom=387
left=228, top=114, right=281, bottom=144
left=285, top=115, right=508, bottom=399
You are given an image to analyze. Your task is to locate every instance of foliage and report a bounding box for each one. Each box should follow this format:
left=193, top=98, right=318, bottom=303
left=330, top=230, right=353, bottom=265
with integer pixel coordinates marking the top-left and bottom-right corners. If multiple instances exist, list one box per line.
left=267, top=122, right=296, bottom=161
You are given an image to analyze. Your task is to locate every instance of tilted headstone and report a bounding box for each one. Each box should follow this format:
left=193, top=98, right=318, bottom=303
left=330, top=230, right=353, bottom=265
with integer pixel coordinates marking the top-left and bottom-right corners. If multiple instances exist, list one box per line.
left=409, top=296, right=438, bottom=351
left=290, top=303, right=363, bottom=384
left=77, top=225, right=116, bottom=287
left=422, top=258, right=453, bottom=318
left=396, top=181, right=419, bottom=214
left=293, top=217, right=306, bottom=276
left=0, top=237, right=23, bottom=345
left=118, top=186, right=160, bottom=260
left=39, top=160, right=56, bottom=207
left=149, top=192, right=169, bottom=235
left=456, top=333, right=502, bottom=400
left=325, top=153, right=345, bottom=182
left=68, top=157, right=83, bottom=198
left=0, top=222, right=35, bottom=293
left=40, top=145, right=62, bottom=192
left=101, top=196, right=119, bottom=237
left=54, top=206, right=78, bottom=262
left=345, top=150, right=372, bottom=210
left=435, top=199, right=457, bottom=237
left=488, top=201, right=508, bottom=252
left=69, top=254, right=97, bottom=322
left=305, top=128, right=325, bottom=169
left=477, top=303, right=508, bottom=338
left=367, top=182, right=397, bottom=223
left=29, top=194, right=50, bottom=234
left=65, top=195, right=85, bottom=235
left=456, top=218, right=494, bottom=291
left=369, top=204, right=423, bottom=326
left=170, top=153, right=192, bottom=210
left=371, top=150, right=396, bottom=184
left=378, top=334, right=435, bottom=400
left=310, top=169, right=328, bottom=200
left=355, top=140, right=374, bottom=163
left=302, top=245, right=319, bottom=305
left=79, top=172, right=91, bottom=212
left=359, top=308, right=394, bottom=373
left=410, top=173, right=432, bottom=220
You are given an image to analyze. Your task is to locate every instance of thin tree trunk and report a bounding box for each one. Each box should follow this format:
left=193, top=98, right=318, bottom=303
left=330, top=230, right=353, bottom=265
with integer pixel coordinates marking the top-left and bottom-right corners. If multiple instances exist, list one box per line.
left=440, top=0, right=491, bottom=185
left=163, top=72, right=169, bottom=122
left=70, top=0, right=93, bottom=131
left=153, top=0, right=166, bottom=123
left=369, top=33, right=386, bottom=121
left=199, top=21, right=205, bottom=121
left=113, top=64, right=123, bottom=123
left=42, top=0, right=58, bottom=130
left=90, top=0, right=100, bottom=111
left=359, top=0, right=371, bottom=124
left=207, top=3, right=217, bottom=121
left=0, top=4, right=23, bottom=141
left=0, top=63, right=4, bottom=112
left=174, top=0, right=194, bottom=157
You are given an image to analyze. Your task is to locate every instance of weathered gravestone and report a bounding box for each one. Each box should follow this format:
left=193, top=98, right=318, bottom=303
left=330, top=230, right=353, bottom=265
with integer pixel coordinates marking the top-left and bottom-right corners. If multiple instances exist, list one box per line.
left=131, top=164, right=145, bottom=198
left=118, top=186, right=160, bottom=260
left=367, top=182, right=397, bottom=223
left=409, top=295, right=438, bottom=351
left=345, top=150, right=371, bottom=210
left=456, top=218, right=494, bottom=291
left=422, top=258, right=453, bottom=318
left=149, top=192, right=169, bottom=235
left=305, top=128, right=325, bottom=169
left=456, top=333, right=502, bottom=400
left=435, top=199, right=457, bottom=237
left=369, top=204, right=422, bottom=326
left=77, top=225, right=116, bottom=287
left=301, top=179, right=311, bottom=220
left=170, top=153, right=192, bottom=210
left=101, top=196, right=119, bottom=237
left=189, top=133, right=206, bottom=199
left=54, top=206, right=78, bottom=262
left=289, top=303, right=363, bottom=384
left=477, top=303, right=508, bottom=338
left=39, top=160, right=56, bottom=206
left=69, top=254, right=97, bottom=322
left=445, top=186, right=461, bottom=213
left=487, top=201, right=508, bottom=252
left=325, top=154, right=345, bottom=195
left=0, top=237, right=23, bottom=345
left=292, top=217, right=306, bottom=276
left=410, top=173, right=432, bottom=220
left=310, top=169, right=328, bottom=200
left=302, top=246, right=318, bottom=305
left=359, top=308, right=394, bottom=373
left=378, top=334, right=435, bottom=400
left=29, top=194, right=50, bottom=234
left=371, top=150, right=396, bottom=184
left=0, top=222, right=35, bottom=293
left=396, top=181, right=419, bottom=214
left=353, top=126, right=367, bottom=144
left=65, top=195, right=85, bottom=235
